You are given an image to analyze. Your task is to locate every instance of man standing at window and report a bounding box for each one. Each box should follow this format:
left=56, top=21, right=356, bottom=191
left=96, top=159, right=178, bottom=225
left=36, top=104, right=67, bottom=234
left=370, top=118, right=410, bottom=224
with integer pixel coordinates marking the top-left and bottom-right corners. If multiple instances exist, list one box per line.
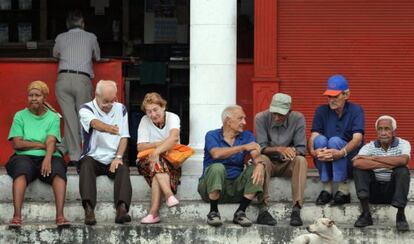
left=53, top=10, right=101, bottom=164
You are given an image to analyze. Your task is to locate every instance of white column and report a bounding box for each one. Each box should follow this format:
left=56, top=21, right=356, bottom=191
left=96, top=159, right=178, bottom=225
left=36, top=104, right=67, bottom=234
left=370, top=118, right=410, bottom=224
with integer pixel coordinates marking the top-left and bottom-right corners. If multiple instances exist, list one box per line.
left=183, top=0, right=237, bottom=175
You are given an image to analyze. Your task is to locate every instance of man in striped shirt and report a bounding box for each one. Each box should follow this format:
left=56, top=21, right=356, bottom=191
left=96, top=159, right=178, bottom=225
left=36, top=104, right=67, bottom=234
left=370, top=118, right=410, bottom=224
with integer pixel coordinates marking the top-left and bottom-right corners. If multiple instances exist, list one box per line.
left=353, top=115, right=410, bottom=232
left=53, top=10, right=101, bottom=164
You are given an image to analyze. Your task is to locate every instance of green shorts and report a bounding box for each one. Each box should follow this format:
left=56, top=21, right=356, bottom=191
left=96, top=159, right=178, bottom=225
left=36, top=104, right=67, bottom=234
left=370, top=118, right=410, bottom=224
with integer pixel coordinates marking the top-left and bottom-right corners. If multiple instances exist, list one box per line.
left=198, top=163, right=263, bottom=203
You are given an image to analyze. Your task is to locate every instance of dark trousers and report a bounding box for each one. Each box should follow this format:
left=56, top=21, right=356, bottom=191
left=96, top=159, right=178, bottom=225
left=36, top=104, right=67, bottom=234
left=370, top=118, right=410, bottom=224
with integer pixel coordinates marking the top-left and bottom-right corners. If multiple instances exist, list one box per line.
left=353, top=166, right=410, bottom=208
left=78, top=156, right=132, bottom=211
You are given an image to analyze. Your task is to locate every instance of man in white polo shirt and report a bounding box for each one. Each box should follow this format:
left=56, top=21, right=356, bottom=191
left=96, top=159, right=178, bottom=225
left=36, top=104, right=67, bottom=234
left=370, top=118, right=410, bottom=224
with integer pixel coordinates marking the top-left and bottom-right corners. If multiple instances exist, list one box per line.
left=78, top=80, right=132, bottom=225
left=353, top=115, right=410, bottom=232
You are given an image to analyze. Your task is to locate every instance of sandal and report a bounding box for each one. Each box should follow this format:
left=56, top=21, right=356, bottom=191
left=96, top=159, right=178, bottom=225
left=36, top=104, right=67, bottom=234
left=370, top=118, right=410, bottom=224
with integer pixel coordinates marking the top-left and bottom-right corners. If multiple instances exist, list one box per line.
left=9, top=216, right=22, bottom=229
left=56, top=216, right=71, bottom=228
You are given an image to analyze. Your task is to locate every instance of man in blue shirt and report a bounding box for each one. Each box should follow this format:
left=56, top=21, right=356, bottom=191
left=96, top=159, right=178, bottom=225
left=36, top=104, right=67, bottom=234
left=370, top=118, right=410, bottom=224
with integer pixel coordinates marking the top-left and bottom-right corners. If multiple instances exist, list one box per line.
left=308, top=74, right=365, bottom=205
left=198, top=105, right=265, bottom=227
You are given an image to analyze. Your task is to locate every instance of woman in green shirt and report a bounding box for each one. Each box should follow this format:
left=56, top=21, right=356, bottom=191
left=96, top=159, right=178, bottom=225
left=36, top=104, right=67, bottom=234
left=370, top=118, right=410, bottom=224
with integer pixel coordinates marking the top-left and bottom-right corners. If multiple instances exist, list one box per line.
left=6, top=80, right=70, bottom=228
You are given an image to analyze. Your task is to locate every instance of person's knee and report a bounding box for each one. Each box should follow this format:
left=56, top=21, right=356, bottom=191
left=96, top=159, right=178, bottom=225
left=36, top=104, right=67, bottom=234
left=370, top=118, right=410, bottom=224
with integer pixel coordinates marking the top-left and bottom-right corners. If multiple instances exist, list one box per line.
left=206, top=163, right=226, bottom=177
left=327, top=136, right=346, bottom=149
left=393, top=166, right=410, bottom=178
left=314, top=135, right=328, bottom=149
left=294, top=156, right=308, bottom=169
left=79, top=157, right=94, bottom=171
left=261, top=155, right=273, bottom=173
left=116, top=164, right=129, bottom=175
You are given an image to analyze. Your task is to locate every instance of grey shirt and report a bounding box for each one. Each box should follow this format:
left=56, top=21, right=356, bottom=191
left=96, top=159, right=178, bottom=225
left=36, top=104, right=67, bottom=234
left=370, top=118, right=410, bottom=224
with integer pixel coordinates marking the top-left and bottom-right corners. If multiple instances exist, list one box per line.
left=53, top=28, right=101, bottom=78
left=255, top=110, right=307, bottom=155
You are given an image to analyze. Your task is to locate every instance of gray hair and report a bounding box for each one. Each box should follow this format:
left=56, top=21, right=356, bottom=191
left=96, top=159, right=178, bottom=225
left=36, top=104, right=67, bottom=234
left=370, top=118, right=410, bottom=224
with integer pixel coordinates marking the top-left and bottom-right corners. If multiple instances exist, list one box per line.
left=221, top=105, right=242, bottom=123
left=66, top=10, right=84, bottom=29
left=95, top=80, right=117, bottom=96
left=375, top=115, right=397, bottom=131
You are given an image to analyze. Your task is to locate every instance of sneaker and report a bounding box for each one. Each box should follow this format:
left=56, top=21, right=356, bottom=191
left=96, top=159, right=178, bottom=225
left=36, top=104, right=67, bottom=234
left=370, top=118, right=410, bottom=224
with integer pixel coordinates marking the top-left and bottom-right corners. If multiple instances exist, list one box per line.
left=354, top=211, right=373, bottom=228
left=396, top=213, right=409, bottom=232
left=315, top=190, right=332, bottom=205
left=332, top=191, right=351, bottom=205
left=207, top=211, right=222, bottom=227
left=290, top=210, right=303, bottom=227
left=166, top=195, right=179, bottom=208
left=256, top=210, right=277, bottom=226
left=141, top=214, right=161, bottom=224
left=233, top=210, right=252, bottom=227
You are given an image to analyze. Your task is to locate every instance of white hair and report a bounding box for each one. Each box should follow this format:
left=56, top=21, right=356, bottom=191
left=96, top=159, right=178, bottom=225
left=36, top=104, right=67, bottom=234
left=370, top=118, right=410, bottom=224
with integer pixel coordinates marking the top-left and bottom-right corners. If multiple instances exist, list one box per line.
left=95, top=80, right=117, bottom=96
left=375, top=115, right=397, bottom=131
left=221, top=105, right=242, bottom=123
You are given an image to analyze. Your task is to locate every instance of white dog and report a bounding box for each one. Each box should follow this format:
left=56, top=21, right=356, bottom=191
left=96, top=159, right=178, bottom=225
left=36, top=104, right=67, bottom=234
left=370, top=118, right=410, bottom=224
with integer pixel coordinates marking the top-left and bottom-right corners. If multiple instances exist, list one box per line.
left=291, top=217, right=344, bottom=244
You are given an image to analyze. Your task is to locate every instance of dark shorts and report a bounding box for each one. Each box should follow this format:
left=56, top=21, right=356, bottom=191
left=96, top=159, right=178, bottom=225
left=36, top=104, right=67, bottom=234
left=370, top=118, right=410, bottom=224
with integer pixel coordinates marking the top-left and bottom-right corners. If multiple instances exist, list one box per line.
left=6, top=154, right=67, bottom=185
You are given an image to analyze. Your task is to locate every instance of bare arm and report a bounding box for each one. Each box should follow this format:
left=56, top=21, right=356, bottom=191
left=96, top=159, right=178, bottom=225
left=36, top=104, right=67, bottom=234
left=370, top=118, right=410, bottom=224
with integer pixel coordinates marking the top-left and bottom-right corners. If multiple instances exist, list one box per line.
left=11, top=137, right=45, bottom=151
left=152, top=129, right=180, bottom=155
left=40, top=135, right=57, bottom=177
left=341, top=132, right=364, bottom=157
left=137, top=140, right=164, bottom=152
left=308, top=132, right=320, bottom=157
left=210, top=141, right=260, bottom=160
left=90, top=119, right=119, bottom=135
left=115, top=138, right=128, bottom=157
left=353, top=155, right=409, bottom=169
left=372, top=155, right=409, bottom=166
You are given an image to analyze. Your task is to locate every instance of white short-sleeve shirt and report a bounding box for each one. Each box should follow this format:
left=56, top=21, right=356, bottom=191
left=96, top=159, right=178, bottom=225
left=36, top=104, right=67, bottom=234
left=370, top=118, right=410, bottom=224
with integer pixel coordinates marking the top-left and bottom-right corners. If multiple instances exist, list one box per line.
left=358, top=137, right=411, bottom=181
left=79, top=99, right=130, bottom=165
left=137, top=111, right=180, bottom=143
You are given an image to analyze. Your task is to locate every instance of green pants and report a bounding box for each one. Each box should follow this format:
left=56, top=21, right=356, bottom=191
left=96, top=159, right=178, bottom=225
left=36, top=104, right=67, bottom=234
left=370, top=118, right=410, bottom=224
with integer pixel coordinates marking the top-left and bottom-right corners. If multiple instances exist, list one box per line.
left=198, top=163, right=263, bottom=203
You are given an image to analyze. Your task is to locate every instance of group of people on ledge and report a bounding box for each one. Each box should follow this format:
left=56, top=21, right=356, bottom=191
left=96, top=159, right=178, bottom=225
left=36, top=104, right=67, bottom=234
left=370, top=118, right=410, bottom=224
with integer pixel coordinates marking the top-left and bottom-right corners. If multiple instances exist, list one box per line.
left=5, top=74, right=411, bottom=233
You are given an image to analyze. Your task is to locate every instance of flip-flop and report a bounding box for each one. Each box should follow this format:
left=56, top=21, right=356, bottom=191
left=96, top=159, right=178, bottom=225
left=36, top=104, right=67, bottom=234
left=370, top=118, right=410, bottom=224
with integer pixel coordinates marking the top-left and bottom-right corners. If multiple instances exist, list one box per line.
left=56, top=216, right=71, bottom=228
left=9, top=216, right=22, bottom=229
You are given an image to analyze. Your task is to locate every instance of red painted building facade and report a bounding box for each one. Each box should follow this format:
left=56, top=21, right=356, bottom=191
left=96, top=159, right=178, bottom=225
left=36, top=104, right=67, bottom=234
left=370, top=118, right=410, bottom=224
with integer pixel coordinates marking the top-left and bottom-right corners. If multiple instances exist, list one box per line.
left=240, top=0, right=414, bottom=167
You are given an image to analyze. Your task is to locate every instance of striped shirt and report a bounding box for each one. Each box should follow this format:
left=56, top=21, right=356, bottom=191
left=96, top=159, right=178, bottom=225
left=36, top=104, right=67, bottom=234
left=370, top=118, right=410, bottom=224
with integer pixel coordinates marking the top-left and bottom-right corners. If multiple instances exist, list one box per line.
left=53, top=28, right=101, bottom=78
left=358, top=137, right=411, bottom=182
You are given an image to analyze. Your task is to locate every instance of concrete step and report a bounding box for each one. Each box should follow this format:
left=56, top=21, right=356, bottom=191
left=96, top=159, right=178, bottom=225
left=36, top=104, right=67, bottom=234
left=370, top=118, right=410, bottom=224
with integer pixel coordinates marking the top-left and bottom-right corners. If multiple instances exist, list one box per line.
left=2, top=167, right=414, bottom=203
left=1, top=201, right=413, bottom=227
left=1, top=220, right=413, bottom=244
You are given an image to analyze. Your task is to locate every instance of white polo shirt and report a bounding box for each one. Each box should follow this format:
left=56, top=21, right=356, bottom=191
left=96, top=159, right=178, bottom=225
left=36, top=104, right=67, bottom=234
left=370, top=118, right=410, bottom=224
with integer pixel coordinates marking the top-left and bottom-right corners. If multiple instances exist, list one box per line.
left=137, top=112, right=180, bottom=143
left=79, top=99, right=130, bottom=165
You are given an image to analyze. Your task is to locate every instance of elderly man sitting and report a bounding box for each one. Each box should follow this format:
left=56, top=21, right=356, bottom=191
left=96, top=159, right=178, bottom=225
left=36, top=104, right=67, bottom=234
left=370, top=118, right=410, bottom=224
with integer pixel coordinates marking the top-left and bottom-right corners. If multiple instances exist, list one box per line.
left=78, top=80, right=132, bottom=225
left=353, top=115, right=410, bottom=231
left=198, top=105, right=266, bottom=227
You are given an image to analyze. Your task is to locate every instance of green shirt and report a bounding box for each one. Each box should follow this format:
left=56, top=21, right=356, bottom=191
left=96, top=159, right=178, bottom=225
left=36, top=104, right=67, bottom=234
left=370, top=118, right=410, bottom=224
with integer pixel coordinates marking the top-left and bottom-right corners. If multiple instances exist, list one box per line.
left=8, top=108, right=62, bottom=157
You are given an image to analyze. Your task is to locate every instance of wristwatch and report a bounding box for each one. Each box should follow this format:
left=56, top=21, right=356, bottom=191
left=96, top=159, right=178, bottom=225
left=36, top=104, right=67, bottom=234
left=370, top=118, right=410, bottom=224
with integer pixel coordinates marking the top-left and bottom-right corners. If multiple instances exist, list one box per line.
left=115, top=155, right=123, bottom=159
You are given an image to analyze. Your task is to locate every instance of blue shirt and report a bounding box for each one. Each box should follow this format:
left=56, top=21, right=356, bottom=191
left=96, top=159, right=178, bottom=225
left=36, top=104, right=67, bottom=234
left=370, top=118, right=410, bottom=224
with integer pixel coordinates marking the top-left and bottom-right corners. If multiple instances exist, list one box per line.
left=311, top=101, right=365, bottom=143
left=202, top=128, right=256, bottom=180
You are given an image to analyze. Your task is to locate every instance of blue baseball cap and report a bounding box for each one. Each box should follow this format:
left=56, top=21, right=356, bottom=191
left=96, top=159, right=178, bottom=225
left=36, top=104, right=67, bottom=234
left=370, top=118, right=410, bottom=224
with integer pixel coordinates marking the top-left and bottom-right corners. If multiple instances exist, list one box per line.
left=323, top=74, right=349, bottom=96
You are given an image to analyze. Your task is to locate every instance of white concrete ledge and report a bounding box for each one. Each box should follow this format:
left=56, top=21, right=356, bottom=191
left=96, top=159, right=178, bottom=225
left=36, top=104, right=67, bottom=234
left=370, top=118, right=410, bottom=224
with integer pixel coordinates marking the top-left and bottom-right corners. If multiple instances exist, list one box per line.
left=1, top=168, right=414, bottom=203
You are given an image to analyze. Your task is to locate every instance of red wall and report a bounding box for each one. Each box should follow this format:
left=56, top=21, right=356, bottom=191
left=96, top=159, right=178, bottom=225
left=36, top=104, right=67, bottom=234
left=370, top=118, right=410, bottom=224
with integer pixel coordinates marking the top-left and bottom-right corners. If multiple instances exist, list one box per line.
left=0, top=60, right=123, bottom=165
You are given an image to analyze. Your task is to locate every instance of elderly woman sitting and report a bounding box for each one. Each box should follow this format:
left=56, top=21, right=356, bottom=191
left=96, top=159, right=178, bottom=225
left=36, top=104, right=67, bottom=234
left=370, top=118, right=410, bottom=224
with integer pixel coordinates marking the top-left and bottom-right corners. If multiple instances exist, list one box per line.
left=137, top=92, right=181, bottom=224
left=6, top=80, right=70, bottom=228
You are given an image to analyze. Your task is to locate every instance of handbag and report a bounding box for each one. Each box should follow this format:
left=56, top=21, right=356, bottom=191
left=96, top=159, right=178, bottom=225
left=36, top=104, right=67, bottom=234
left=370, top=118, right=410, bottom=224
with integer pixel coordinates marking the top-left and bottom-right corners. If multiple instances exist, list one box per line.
left=137, top=144, right=194, bottom=168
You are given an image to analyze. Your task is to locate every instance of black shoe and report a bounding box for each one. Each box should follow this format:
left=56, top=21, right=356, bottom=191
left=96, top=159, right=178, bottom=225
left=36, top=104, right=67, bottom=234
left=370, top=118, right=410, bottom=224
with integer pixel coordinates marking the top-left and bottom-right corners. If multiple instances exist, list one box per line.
left=84, top=203, right=97, bottom=225
left=256, top=210, right=277, bottom=226
left=207, top=211, right=222, bottom=227
left=290, top=210, right=303, bottom=226
left=315, top=190, right=332, bottom=205
left=115, top=202, right=131, bottom=224
left=354, top=212, right=373, bottom=227
left=332, top=191, right=351, bottom=205
left=396, top=213, right=410, bottom=232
